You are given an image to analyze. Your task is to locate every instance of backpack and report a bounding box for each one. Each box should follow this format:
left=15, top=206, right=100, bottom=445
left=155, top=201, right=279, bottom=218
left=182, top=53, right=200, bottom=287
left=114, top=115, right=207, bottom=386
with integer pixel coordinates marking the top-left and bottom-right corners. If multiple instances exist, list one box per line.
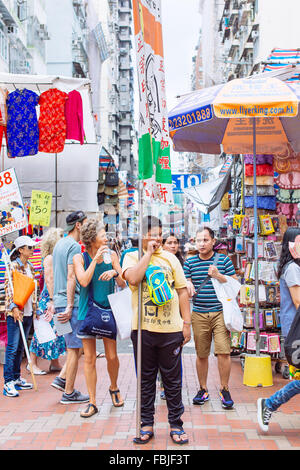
left=145, top=264, right=174, bottom=306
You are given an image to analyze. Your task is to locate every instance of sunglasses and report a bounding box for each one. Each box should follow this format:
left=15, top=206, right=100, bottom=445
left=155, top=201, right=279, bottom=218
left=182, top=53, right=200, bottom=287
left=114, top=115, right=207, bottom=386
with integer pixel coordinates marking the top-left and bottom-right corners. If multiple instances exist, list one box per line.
left=26, top=246, right=34, bottom=250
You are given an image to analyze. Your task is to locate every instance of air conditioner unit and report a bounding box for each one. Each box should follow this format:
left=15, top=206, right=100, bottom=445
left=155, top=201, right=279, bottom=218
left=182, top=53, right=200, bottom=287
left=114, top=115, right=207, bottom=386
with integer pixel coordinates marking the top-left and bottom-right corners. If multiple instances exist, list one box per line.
left=251, top=30, right=259, bottom=39
left=7, top=25, right=17, bottom=34
left=108, top=114, right=115, bottom=122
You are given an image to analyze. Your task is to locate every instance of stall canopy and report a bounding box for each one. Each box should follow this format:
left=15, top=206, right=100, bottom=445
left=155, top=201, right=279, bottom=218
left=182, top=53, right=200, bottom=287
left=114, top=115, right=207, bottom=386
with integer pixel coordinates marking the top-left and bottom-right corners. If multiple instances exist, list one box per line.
left=263, top=48, right=300, bottom=83
left=0, top=72, right=100, bottom=228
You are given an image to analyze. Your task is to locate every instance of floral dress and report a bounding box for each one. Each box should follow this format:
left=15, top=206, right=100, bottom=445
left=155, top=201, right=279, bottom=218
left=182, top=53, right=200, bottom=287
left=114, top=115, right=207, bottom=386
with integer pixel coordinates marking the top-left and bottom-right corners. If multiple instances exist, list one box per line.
left=6, top=89, right=39, bottom=157
left=30, top=266, right=66, bottom=361
left=38, top=88, right=68, bottom=153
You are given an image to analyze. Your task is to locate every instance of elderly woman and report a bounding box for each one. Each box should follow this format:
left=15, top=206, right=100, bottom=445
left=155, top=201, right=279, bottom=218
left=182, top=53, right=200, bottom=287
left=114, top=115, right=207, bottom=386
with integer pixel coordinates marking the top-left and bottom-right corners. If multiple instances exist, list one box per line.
left=28, top=228, right=67, bottom=375
left=74, top=219, right=126, bottom=418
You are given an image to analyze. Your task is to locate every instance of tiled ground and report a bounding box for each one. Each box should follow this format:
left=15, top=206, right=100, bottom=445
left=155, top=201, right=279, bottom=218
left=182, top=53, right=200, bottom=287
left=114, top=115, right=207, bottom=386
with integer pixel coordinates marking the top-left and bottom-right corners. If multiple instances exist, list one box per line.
left=0, top=353, right=300, bottom=450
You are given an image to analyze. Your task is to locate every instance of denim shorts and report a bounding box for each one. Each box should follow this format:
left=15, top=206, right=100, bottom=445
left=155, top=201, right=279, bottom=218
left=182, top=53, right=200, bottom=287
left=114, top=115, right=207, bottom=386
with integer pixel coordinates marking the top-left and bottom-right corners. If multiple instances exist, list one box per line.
left=55, top=307, right=82, bottom=349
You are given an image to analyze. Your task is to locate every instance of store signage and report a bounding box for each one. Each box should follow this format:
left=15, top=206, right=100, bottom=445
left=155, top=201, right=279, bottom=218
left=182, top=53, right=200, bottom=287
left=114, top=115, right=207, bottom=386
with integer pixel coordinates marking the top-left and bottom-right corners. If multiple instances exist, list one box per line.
left=29, top=190, right=52, bottom=227
left=0, top=168, right=27, bottom=237
left=172, top=174, right=202, bottom=194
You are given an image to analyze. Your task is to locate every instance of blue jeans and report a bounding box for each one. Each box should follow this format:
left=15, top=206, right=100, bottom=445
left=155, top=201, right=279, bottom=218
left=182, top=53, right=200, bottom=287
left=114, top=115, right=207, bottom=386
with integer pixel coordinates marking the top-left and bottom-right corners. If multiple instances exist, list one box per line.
left=3, top=315, right=33, bottom=384
left=265, top=380, right=300, bottom=411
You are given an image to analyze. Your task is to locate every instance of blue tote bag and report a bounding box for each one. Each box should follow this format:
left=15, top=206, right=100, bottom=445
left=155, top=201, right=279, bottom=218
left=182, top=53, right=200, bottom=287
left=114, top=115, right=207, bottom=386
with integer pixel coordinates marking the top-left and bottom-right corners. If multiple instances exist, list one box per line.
left=78, top=252, right=117, bottom=340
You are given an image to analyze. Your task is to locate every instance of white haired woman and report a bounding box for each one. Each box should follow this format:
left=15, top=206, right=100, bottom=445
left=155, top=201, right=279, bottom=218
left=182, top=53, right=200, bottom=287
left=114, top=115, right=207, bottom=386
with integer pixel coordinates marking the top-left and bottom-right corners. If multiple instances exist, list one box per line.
left=28, top=228, right=67, bottom=375
left=74, top=219, right=126, bottom=418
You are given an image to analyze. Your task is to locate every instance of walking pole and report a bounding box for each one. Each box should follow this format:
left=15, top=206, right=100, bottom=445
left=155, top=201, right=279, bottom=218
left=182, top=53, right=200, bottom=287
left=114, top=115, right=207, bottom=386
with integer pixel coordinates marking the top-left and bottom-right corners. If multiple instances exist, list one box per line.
left=135, top=178, right=143, bottom=440
left=0, top=241, right=38, bottom=391
left=252, top=118, right=260, bottom=356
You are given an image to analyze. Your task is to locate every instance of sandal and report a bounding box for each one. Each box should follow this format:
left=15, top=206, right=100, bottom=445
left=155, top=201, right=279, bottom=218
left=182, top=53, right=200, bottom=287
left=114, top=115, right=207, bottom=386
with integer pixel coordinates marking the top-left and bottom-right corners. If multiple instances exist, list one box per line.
left=133, top=429, right=154, bottom=445
left=109, top=388, right=124, bottom=407
left=170, top=427, right=189, bottom=445
left=80, top=403, right=98, bottom=418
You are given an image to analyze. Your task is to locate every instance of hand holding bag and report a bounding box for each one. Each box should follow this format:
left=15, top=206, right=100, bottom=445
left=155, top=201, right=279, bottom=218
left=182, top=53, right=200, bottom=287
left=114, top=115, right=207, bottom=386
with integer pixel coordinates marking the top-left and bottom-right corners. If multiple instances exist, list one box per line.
left=78, top=253, right=117, bottom=340
left=211, top=275, right=243, bottom=332
left=13, top=270, right=35, bottom=309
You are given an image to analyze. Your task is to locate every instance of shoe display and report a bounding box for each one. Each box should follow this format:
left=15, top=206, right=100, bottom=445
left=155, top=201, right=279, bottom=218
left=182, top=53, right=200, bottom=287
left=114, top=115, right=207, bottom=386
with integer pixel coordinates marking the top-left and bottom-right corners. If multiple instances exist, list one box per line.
left=193, top=388, right=209, bottom=405
left=60, top=389, right=89, bottom=404
left=219, top=388, right=234, bottom=409
left=257, top=398, right=272, bottom=432
left=14, top=377, right=33, bottom=390
left=3, top=381, right=19, bottom=397
left=51, top=376, right=66, bottom=392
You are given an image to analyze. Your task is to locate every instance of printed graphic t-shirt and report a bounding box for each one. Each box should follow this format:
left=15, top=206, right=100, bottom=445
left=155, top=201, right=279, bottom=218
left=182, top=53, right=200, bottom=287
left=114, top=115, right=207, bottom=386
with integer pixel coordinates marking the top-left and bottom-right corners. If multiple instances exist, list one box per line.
left=122, top=247, right=187, bottom=333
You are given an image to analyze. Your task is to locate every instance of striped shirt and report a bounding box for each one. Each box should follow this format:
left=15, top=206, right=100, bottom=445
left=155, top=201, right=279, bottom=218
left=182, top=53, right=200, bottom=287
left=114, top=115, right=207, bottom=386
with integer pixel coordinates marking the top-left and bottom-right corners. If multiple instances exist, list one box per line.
left=183, top=253, right=236, bottom=313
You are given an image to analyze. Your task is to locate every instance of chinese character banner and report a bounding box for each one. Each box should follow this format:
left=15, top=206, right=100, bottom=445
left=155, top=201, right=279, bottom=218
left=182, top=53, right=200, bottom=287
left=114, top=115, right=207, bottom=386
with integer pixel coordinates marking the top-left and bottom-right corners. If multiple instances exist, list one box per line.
left=132, top=0, right=173, bottom=204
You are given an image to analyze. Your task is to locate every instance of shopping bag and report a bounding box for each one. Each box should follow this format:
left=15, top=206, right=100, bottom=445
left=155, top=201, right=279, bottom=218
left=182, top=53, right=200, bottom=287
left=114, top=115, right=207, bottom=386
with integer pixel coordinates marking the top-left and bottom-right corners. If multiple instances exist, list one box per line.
left=284, top=306, right=300, bottom=368
left=13, top=270, right=35, bottom=309
left=108, top=287, right=134, bottom=340
left=211, top=276, right=243, bottom=332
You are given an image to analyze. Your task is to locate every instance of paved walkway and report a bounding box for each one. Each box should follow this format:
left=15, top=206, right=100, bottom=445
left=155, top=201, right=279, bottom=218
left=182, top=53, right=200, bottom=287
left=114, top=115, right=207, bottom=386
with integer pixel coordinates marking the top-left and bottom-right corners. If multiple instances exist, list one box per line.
left=0, top=353, right=300, bottom=450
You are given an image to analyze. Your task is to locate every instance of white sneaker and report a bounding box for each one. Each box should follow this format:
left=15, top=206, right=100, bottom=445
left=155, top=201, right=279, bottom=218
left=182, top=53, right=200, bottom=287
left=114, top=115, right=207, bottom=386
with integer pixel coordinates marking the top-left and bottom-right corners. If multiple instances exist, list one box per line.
left=14, top=377, right=33, bottom=390
left=3, top=380, right=19, bottom=397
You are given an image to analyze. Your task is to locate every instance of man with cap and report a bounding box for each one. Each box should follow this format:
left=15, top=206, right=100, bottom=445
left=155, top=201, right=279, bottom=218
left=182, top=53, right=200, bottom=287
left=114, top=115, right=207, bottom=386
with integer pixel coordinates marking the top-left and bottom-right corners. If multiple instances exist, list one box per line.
left=51, top=211, right=89, bottom=404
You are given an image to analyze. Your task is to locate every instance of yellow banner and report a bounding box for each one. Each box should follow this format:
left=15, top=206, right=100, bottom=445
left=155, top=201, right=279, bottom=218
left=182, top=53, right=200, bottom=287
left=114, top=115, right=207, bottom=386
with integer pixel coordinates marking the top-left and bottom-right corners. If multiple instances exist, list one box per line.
left=29, top=190, right=52, bottom=227
left=214, top=77, right=298, bottom=118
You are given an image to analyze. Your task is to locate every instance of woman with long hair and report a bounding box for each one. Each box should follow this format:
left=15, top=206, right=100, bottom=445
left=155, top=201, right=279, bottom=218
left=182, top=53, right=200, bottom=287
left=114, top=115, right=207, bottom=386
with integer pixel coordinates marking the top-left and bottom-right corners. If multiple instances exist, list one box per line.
left=74, top=219, right=126, bottom=418
left=28, top=228, right=67, bottom=375
left=162, top=233, right=185, bottom=266
left=257, top=227, right=300, bottom=432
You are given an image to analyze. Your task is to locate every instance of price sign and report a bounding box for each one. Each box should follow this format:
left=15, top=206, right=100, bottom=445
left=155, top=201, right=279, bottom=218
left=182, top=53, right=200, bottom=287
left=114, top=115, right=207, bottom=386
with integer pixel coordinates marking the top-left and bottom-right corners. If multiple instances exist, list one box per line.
left=29, top=190, right=52, bottom=227
left=0, top=168, right=27, bottom=236
left=172, top=174, right=202, bottom=194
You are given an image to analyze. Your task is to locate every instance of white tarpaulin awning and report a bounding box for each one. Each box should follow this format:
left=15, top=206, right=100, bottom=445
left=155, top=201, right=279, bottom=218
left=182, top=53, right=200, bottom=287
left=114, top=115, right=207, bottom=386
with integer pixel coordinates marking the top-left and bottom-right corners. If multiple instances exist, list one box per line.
left=0, top=72, right=99, bottom=227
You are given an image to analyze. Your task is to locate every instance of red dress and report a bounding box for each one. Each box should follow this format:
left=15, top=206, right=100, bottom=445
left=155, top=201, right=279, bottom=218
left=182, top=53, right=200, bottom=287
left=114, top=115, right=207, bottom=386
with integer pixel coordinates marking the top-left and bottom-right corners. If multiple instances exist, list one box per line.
left=38, top=88, right=68, bottom=153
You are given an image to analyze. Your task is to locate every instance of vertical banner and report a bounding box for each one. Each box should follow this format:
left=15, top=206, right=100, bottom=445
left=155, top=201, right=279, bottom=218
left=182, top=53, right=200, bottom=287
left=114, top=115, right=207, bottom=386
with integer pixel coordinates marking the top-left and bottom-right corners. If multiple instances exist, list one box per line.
left=132, top=0, right=173, bottom=204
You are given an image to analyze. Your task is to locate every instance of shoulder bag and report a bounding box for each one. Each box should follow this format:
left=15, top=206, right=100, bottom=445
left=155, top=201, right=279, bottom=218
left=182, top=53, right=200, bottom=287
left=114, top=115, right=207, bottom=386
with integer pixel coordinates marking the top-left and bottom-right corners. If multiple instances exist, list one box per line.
left=105, top=160, right=119, bottom=187
left=78, top=252, right=117, bottom=340
left=192, top=253, right=220, bottom=304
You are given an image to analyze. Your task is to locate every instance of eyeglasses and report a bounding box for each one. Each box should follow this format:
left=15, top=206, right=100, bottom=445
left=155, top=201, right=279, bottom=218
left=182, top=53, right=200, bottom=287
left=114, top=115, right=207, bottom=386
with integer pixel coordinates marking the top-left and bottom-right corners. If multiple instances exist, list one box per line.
left=26, top=246, right=34, bottom=250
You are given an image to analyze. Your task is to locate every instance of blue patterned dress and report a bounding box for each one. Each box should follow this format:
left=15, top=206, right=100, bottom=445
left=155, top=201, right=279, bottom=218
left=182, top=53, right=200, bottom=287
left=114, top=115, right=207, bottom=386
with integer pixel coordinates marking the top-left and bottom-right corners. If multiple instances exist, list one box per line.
left=6, top=88, right=40, bottom=157
left=30, top=266, right=66, bottom=361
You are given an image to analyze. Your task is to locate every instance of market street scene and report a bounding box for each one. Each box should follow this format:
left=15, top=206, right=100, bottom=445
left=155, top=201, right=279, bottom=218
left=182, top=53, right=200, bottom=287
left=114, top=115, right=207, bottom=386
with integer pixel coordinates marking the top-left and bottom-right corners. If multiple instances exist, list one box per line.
left=1, top=0, right=300, bottom=454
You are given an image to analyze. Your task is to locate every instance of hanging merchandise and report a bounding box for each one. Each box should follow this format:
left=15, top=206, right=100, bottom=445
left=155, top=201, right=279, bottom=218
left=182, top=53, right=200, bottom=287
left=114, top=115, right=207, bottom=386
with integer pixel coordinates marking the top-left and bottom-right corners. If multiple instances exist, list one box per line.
left=38, top=88, right=68, bottom=153
left=6, top=88, right=39, bottom=158
left=65, top=89, right=85, bottom=145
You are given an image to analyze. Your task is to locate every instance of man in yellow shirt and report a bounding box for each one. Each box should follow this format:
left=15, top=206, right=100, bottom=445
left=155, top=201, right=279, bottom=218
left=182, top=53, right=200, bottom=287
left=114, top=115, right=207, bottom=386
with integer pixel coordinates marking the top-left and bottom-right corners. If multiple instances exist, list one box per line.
left=122, top=216, right=191, bottom=445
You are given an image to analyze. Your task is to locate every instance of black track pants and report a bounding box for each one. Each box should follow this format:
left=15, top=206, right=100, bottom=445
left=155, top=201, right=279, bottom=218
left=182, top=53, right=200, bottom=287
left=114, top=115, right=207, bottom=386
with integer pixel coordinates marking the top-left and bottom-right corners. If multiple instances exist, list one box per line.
left=131, top=329, right=184, bottom=428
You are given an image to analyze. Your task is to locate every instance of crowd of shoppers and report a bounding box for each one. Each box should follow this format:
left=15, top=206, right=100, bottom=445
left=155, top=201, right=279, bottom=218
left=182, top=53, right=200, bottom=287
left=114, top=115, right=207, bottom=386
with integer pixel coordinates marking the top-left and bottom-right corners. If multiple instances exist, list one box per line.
left=2, top=211, right=300, bottom=444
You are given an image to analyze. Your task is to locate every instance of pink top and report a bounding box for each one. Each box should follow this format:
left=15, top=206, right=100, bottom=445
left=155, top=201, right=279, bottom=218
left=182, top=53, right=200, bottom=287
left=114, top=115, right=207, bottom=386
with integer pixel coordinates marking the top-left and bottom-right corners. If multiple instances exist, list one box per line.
left=65, top=90, right=85, bottom=145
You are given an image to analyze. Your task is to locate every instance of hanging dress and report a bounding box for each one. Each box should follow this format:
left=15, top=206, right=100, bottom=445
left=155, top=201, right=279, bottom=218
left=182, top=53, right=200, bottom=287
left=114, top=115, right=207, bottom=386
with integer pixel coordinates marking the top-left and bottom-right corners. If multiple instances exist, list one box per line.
left=65, top=90, right=85, bottom=144
left=0, top=87, right=8, bottom=155
left=38, top=88, right=68, bottom=153
left=6, top=88, right=40, bottom=158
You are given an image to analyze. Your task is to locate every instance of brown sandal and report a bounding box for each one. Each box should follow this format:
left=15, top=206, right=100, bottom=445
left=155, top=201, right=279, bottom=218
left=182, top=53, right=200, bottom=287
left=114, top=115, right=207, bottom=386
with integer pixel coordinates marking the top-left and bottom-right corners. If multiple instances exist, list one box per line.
left=80, top=403, right=98, bottom=418
left=109, top=388, right=124, bottom=407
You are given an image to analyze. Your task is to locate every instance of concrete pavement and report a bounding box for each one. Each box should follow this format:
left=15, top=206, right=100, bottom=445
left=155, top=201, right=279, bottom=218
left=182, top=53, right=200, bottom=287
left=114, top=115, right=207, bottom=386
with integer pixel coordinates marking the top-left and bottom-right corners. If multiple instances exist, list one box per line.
left=0, top=351, right=300, bottom=450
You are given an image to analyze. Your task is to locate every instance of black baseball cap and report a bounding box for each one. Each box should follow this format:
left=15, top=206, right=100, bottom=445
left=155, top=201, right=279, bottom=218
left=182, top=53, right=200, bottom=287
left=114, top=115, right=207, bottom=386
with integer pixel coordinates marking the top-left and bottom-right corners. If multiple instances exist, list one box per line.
left=65, top=211, right=87, bottom=231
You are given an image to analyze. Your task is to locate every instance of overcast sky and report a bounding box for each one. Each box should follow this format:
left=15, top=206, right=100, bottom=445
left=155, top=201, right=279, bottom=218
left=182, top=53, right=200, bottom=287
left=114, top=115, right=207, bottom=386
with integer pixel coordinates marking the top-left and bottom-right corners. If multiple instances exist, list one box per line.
left=162, top=0, right=202, bottom=111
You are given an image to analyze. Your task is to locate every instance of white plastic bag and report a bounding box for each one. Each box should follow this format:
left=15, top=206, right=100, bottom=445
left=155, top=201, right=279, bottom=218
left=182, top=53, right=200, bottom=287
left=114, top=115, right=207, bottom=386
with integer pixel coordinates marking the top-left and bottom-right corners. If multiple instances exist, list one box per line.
left=211, top=276, right=243, bottom=332
left=108, top=287, right=134, bottom=340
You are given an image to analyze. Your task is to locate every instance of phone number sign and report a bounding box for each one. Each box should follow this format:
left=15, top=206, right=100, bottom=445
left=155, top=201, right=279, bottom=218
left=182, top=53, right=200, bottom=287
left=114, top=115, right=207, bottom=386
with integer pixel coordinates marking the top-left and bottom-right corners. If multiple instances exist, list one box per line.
left=172, top=174, right=202, bottom=194
left=29, top=190, right=52, bottom=227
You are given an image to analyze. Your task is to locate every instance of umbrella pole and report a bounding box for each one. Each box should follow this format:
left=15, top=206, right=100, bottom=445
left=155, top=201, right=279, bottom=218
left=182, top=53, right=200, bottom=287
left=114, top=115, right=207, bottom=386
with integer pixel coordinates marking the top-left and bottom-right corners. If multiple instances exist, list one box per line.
left=252, top=118, right=260, bottom=356
left=135, top=178, right=144, bottom=440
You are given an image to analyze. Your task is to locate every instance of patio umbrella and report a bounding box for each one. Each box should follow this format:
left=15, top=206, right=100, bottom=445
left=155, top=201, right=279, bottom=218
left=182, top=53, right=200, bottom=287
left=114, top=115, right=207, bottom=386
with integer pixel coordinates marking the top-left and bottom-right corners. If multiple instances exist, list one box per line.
left=168, top=76, right=300, bottom=355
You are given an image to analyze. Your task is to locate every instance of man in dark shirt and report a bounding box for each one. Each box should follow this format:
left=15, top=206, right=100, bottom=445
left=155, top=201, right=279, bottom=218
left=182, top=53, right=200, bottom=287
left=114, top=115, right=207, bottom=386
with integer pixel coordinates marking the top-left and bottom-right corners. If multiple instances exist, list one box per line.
left=184, top=226, right=237, bottom=409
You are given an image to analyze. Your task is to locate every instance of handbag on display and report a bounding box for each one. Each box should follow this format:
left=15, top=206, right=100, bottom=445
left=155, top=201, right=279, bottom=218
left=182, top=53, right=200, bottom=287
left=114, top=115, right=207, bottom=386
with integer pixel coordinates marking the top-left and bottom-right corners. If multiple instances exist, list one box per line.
left=105, top=161, right=119, bottom=187
left=78, top=253, right=117, bottom=340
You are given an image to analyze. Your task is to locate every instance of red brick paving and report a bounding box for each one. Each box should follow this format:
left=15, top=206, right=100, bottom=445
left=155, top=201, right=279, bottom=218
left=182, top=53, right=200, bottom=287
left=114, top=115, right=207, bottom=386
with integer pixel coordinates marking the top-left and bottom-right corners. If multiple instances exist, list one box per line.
left=0, top=353, right=299, bottom=450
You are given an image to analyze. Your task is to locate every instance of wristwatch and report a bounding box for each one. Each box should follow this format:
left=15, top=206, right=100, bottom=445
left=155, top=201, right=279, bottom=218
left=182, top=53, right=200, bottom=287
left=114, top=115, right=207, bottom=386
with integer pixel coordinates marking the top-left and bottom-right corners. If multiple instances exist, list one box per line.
left=113, top=270, right=119, bottom=278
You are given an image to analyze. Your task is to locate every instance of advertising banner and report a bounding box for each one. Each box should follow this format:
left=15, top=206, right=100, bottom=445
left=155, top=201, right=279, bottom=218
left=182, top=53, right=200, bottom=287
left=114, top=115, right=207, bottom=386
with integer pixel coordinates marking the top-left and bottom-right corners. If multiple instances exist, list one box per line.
left=0, top=168, right=27, bottom=237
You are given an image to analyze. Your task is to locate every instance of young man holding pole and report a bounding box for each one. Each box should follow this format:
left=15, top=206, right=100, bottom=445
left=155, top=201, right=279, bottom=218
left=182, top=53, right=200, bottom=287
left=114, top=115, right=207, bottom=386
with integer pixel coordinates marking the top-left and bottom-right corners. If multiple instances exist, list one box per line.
left=184, top=226, right=237, bottom=409
left=122, top=216, right=191, bottom=445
